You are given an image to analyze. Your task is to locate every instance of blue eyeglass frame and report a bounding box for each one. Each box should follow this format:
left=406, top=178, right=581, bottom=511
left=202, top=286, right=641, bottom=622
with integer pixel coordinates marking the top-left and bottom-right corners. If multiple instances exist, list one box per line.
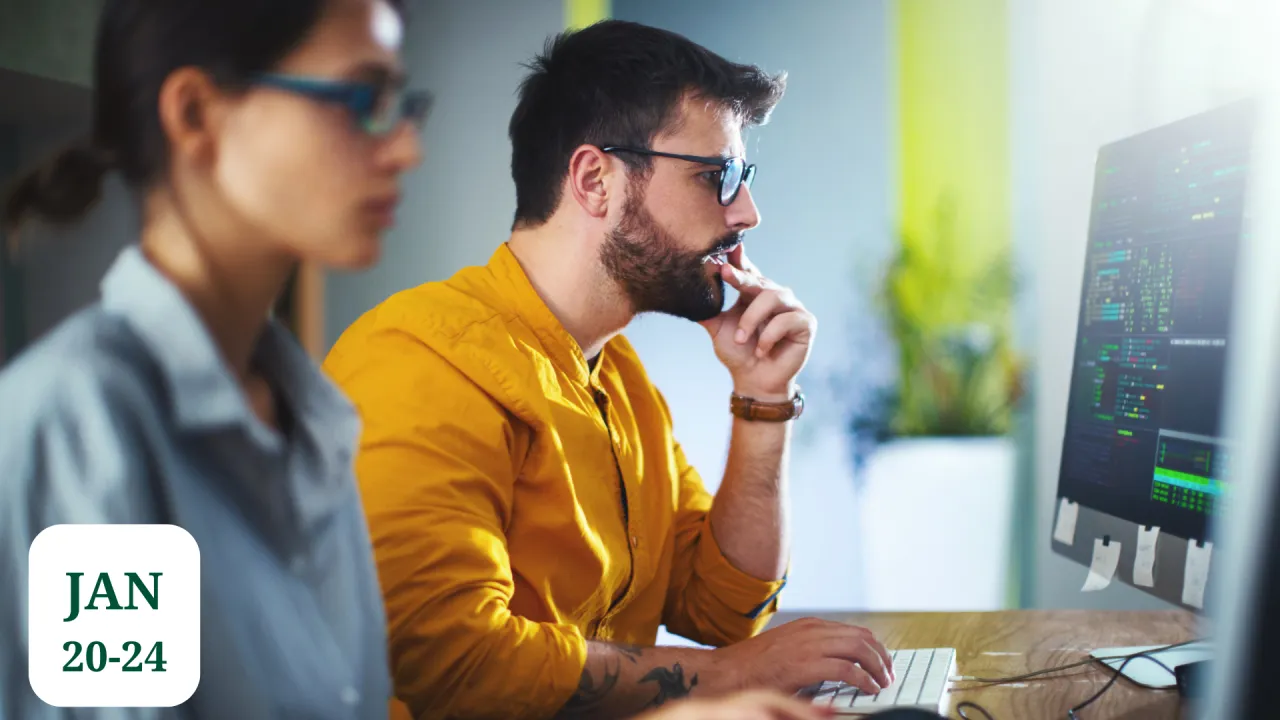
left=250, top=73, right=433, bottom=134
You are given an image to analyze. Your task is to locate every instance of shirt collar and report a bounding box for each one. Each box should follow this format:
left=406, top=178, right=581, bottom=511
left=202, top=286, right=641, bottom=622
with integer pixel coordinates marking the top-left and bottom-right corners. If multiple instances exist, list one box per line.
left=101, top=245, right=250, bottom=432
left=488, top=243, right=606, bottom=387
left=99, top=246, right=360, bottom=510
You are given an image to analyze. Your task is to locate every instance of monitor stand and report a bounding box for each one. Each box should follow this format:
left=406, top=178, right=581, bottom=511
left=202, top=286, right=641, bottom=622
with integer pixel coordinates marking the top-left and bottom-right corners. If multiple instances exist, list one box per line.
left=1088, top=642, right=1212, bottom=688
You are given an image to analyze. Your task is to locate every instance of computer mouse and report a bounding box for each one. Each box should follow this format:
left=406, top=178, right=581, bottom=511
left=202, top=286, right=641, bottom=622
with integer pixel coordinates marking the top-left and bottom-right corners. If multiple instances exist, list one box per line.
left=1174, top=659, right=1211, bottom=699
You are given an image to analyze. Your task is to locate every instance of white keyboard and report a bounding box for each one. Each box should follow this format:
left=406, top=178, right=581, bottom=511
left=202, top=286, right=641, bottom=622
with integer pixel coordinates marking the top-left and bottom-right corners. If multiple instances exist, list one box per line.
left=800, top=647, right=957, bottom=715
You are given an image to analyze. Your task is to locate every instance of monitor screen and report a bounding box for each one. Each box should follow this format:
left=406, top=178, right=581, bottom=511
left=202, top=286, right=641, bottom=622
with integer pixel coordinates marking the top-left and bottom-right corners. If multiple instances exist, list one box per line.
left=1055, top=100, right=1255, bottom=542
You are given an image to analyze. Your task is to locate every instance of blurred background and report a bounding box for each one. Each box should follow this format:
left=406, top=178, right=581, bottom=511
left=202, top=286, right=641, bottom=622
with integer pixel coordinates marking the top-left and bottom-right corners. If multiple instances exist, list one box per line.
left=1, top=0, right=1272, bottom=633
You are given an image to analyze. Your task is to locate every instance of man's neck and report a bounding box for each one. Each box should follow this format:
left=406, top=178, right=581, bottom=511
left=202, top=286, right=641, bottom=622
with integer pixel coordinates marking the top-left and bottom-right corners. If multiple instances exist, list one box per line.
left=507, top=220, right=634, bottom=360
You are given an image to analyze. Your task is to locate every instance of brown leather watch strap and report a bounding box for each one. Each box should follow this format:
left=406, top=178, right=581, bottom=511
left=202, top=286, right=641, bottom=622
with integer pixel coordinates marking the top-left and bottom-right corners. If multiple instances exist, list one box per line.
left=729, top=388, right=805, bottom=422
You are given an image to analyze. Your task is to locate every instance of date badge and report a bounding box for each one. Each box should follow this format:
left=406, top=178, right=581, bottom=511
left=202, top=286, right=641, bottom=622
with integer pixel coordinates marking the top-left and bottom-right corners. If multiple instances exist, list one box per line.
left=29, top=524, right=200, bottom=707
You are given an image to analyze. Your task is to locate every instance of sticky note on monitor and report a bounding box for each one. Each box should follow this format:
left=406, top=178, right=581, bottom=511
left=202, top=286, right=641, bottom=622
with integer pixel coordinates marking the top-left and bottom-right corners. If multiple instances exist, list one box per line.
left=1134, top=525, right=1160, bottom=587
left=1083, top=537, right=1121, bottom=592
left=1183, top=540, right=1214, bottom=609
left=1054, top=498, right=1080, bottom=546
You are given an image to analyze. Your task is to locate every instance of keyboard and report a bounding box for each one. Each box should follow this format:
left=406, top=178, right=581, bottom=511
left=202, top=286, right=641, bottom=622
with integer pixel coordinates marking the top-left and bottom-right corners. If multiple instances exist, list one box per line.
left=799, top=647, right=957, bottom=715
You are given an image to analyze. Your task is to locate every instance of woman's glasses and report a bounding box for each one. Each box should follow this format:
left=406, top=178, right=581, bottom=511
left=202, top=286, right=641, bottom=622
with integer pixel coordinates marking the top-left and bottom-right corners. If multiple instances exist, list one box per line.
left=599, top=146, right=757, bottom=206
left=251, top=73, right=433, bottom=136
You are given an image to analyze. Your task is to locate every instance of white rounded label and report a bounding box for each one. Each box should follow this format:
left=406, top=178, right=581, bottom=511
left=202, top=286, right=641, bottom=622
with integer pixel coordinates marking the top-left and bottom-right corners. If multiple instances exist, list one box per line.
left=28, top=524, right=201, bottom=707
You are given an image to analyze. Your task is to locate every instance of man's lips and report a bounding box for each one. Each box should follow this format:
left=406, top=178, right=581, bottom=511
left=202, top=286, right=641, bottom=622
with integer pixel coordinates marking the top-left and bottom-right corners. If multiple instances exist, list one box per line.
left=727, top=243, right=744, bottom=270
left=703, top=239, right=744, bottom=266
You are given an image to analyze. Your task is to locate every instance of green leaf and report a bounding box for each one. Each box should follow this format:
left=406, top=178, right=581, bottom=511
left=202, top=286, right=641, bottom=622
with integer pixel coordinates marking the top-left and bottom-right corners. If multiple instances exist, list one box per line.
left=876, top=193, right=1025, bottom=436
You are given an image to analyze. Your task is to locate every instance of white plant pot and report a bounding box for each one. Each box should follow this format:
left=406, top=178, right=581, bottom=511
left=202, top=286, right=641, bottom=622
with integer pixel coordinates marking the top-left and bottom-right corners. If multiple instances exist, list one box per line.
left=857, top=436, right=1016, bottom=611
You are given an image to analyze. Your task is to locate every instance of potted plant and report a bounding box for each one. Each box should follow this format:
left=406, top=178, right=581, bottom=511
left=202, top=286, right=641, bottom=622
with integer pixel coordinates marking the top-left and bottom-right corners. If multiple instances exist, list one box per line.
left=843, top=196, right=1026, bottom=611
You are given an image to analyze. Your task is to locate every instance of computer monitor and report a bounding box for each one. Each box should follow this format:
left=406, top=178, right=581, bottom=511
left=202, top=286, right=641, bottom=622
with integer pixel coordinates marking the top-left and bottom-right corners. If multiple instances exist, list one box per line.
left=1050, top=99, right=1258, bottom=612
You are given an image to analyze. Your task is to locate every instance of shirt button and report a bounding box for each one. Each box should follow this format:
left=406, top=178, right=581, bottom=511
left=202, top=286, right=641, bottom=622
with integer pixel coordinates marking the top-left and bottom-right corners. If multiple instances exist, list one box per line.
left=630, top=536, right=639, bottom=548
left=340, top=686, right=360, bottom=705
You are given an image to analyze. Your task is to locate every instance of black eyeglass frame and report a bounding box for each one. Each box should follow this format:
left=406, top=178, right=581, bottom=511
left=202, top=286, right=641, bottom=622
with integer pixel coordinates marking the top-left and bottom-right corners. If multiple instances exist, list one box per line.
left=599, top=146, right=757, bottom=206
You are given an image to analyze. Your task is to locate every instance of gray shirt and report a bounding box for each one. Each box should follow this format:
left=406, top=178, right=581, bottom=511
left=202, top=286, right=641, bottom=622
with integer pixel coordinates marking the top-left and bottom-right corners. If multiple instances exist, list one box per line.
left=0, top=246, right=391, bottom=719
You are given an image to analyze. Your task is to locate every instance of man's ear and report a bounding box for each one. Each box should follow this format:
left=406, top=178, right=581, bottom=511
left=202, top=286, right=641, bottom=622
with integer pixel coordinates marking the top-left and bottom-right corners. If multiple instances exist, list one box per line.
left=565, top=145, right=615, bottom=219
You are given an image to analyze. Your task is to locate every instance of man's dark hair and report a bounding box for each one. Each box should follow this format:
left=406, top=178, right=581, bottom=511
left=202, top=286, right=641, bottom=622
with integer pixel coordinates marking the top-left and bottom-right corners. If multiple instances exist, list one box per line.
left=508, top=20, right=786, bottom=228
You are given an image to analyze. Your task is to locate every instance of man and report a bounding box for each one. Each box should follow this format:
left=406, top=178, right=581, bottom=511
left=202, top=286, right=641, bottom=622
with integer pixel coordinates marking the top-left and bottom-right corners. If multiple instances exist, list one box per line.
left=324, top=20, right=893, bottom=720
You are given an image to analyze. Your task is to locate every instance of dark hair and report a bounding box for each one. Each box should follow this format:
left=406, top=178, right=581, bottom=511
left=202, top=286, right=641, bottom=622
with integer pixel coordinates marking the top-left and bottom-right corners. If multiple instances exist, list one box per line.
left=508, top=20, right=786, bottom=228
left=2, top=0, right=405, bottom=232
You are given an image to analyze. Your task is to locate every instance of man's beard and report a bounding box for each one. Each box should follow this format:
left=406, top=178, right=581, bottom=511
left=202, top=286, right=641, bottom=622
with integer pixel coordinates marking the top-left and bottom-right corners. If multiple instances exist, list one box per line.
left=600, top=185, right=738, bottom=323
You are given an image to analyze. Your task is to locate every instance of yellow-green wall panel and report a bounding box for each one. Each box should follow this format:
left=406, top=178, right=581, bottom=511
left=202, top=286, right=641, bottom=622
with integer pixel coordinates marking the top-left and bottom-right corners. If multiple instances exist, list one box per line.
left=565, top=0, right=611, bottom=30
left=897, top=0, right=1009, bottom=267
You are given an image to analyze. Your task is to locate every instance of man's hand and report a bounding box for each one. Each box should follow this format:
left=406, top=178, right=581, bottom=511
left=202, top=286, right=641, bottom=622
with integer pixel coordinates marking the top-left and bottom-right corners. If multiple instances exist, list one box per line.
left=635, top=691, right=834, bottom=720
left=553, top=620, right=891, bottom=719
left=707, top=618, right=895, bottom=696
left=699, top=245, right=816, bottom=402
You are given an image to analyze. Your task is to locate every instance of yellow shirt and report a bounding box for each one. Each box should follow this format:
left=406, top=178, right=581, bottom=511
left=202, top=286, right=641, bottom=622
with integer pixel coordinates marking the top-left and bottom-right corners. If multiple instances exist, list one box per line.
left=323, top=244, right=786, bottom=720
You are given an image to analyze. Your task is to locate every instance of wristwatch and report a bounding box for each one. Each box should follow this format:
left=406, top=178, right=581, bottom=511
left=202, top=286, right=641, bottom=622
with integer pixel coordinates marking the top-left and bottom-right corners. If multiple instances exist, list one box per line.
left=729, top=388, right=805, bottom=422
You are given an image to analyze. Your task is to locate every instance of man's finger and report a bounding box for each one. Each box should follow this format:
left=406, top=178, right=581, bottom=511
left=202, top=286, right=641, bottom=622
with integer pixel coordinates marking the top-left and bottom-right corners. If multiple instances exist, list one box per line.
left=730, top=244, right=766, bottom=280
left=720, top=262, right=767, bottom=298
left=808, top=622, right=893, bottom=683
left=860, top=631, right=895, bottom=684
left=735, top=290, right=793, bottom=345
left=756, top=311, right=813, bottom=357
left=809, top=659, right=881, bottom=696
left=813, top=637, right=893, bottom=690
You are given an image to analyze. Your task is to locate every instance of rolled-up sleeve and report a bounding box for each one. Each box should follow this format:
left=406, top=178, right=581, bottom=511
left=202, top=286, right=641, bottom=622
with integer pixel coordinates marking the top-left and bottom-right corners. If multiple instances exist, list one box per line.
left=660, top=441, right=786, bottom=647
left=327, top=329, right=587, bottom=720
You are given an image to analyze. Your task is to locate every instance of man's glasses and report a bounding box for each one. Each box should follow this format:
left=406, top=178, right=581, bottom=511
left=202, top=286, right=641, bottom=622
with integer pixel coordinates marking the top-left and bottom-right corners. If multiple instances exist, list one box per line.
left=599, top=146, right=757, bottom=206
left=252, top=73, right=433, bottom=136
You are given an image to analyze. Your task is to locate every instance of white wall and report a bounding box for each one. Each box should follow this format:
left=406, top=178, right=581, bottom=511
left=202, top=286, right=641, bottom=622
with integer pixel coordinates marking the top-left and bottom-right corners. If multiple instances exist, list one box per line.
left=1014, top=0, right=1270, bottom=609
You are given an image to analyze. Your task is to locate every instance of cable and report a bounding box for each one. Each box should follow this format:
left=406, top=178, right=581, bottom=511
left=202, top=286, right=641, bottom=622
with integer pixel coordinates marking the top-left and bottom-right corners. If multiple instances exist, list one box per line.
left=957, top=658, right=1096, bottom=686
left=956, top=700, right=996, bottom=720
left=953, top=639, right=1197, bottom=687
left=943, top=639, right=1197, bottom=720
left=1066, top=647, right=1179, bottom=719
left=1066, top=652, right=1145, bottom=718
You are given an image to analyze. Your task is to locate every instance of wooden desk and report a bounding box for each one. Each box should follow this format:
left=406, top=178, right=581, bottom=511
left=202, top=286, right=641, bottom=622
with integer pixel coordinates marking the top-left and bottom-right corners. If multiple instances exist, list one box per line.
left=768, top=610, right=1198, bottom=719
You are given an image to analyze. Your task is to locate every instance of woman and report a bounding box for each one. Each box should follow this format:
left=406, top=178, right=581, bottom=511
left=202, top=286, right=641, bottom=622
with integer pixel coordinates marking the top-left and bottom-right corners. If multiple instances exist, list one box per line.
left=0, top=0, right=424, bottom=717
